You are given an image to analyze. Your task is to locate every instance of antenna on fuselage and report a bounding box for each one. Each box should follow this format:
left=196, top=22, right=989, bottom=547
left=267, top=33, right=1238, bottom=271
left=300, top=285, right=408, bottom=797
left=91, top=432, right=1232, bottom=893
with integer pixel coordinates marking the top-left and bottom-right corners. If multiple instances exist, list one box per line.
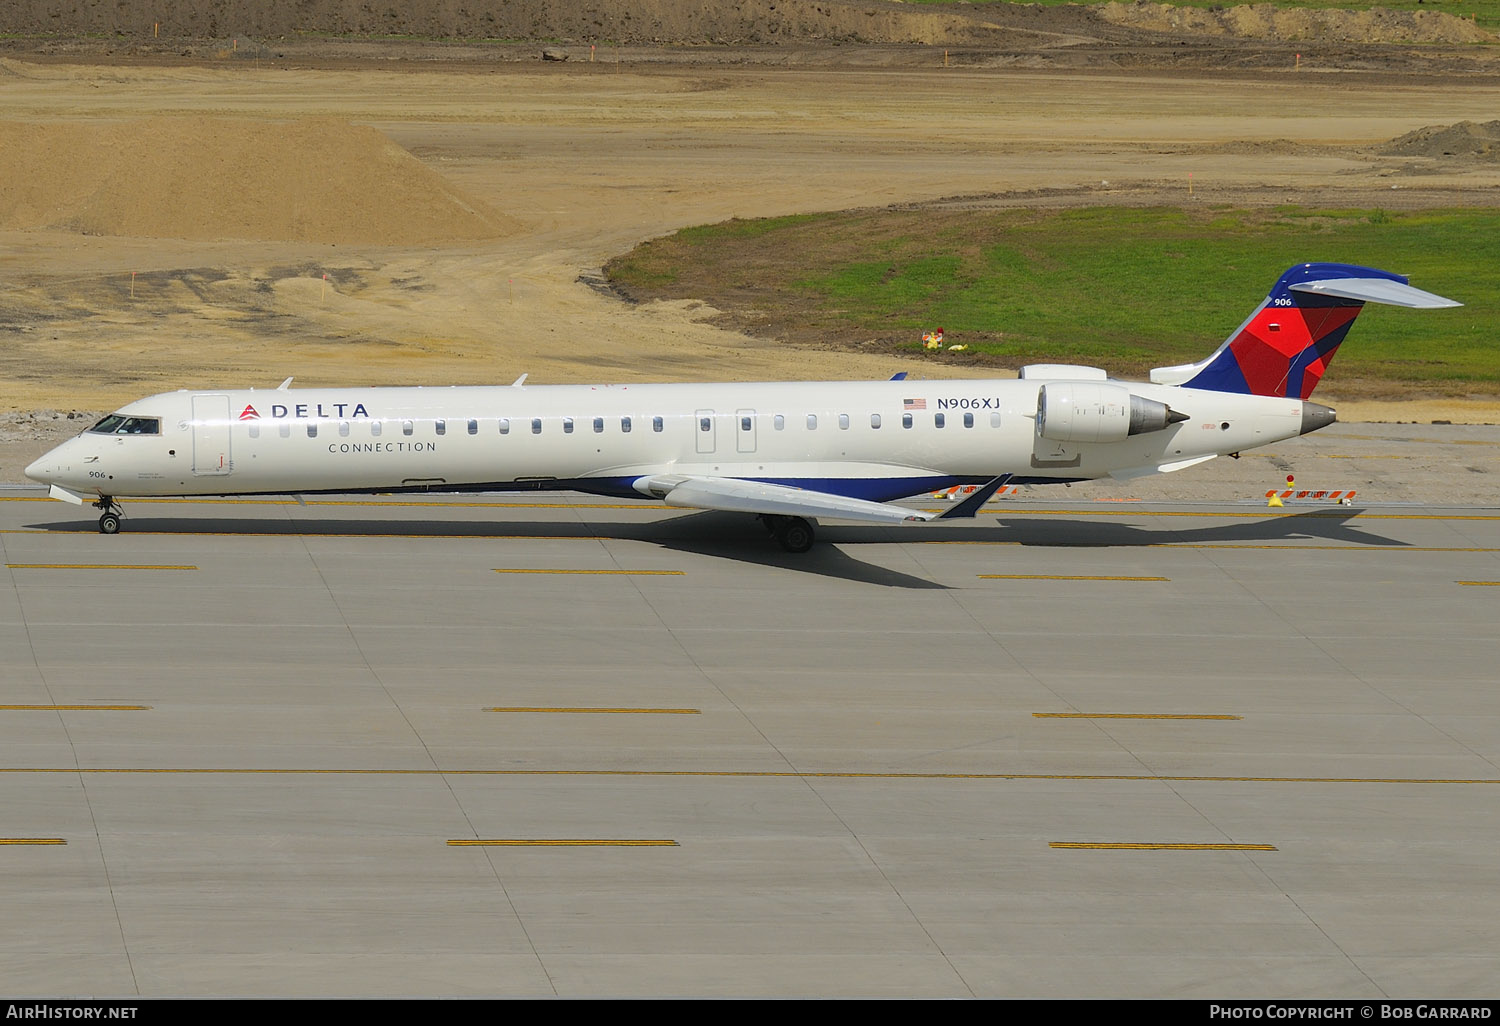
left=510, top=374, right=527, bottom=387
left=277, top=377, right=294, bottom=390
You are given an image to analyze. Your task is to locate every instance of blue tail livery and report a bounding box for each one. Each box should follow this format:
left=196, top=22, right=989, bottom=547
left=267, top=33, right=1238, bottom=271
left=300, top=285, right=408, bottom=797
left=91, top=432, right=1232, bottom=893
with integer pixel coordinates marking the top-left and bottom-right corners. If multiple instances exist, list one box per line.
left=1151, top=263, right=1460, bottom=399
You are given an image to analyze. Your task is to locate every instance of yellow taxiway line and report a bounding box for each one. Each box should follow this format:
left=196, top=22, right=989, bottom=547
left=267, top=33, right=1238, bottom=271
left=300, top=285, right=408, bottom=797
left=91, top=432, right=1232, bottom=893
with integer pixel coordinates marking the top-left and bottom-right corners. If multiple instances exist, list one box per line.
left=486, top=707, right=701, bottom=714
left=1050, top=842, right=1276, bottom=851
left=0, top=705, right=149, bottom=711
left=4, top=768, right=1499, bottom=785
left=978, top=574, right=1169, bottom=581
left=448, top=839, right=677, bottom=847
left=1033, top=713, right=1241, bottom=720
left=5, top=563, right=196, bottom=570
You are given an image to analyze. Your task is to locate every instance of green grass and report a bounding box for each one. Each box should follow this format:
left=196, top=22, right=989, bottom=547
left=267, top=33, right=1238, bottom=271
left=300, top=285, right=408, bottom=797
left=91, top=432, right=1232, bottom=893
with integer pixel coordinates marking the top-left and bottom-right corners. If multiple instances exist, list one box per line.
left=606, top=206, right=1499, bottom=398
left=907, top=0, right=1500, bottom=32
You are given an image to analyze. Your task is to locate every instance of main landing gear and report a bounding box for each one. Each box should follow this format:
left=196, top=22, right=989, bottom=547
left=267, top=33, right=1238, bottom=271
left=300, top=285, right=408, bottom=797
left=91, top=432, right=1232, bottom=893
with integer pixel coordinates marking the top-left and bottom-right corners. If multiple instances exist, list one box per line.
left=760, top=514, right=816, bottom=554
left=93, top=496, right=123, bottom=535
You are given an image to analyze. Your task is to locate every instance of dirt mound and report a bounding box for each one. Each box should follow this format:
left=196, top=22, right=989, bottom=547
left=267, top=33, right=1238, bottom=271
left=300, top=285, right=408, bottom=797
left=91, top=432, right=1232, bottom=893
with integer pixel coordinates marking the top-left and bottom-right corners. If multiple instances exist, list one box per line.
left=1098, top=2, right=1494, bottom=44
left=0, top=117, right=514, bottom=244
left=1380, top=120, right=1500, bottom=160
left=0, top=0, right=1020, bottom=46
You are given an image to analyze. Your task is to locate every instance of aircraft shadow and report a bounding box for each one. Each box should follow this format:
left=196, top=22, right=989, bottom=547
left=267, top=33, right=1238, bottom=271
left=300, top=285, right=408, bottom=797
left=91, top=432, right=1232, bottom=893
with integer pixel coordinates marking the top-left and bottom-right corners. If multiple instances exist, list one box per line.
left=22, top=506, right=1399, bottom=588
left=975, top=507, right=1406, bottom=549
left=22, top=511, right=950, bottom=589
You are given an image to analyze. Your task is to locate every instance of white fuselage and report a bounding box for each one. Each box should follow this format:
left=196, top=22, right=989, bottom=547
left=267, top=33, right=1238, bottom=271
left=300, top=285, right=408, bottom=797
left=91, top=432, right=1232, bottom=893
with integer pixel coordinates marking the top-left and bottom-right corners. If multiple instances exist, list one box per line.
left=27, top=377, right=1311, bottom=503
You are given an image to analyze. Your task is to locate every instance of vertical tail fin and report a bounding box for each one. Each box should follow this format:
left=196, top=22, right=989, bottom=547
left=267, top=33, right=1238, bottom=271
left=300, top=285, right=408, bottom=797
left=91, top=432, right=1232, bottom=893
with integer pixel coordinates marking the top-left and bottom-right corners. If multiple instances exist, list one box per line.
left=1150, top=263, right=1460, bottom=398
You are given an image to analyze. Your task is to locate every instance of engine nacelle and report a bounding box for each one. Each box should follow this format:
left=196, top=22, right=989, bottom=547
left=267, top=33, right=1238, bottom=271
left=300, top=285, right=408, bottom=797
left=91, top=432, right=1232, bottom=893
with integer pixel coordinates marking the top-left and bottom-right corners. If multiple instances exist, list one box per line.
left=1036, top=382, right=1186, bottom=444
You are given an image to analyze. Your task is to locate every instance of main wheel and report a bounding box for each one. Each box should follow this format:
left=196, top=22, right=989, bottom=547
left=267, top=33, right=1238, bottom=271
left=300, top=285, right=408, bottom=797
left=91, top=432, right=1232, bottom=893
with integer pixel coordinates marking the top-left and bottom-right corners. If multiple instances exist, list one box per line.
left=773, top=516, right=815, bottom=553
left=98, top=512, right=121, bottom=535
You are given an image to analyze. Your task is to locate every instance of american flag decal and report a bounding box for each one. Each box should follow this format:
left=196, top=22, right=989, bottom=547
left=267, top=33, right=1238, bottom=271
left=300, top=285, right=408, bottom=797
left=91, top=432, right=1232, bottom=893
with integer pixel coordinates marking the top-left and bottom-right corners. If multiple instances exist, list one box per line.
left=903, top=397, right=927, bottom=410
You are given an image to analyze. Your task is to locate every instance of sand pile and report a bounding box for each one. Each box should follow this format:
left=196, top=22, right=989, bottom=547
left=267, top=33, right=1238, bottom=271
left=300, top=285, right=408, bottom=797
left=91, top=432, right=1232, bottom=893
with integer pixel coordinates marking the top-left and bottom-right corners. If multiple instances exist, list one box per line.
left=0, top=116, right=515, bottom=244
left=1380, top=120, right=1500, bottom=160
left=1099, top=2, right=1494, bottom=44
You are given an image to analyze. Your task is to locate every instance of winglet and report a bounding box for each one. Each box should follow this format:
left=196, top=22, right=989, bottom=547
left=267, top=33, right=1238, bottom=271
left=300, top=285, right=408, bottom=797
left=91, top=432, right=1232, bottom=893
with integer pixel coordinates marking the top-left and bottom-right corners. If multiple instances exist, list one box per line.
left=889, top=372, right=909, bottom=381
left=277, top=377, right=294, bottom=391
left=511, top=373, right=528, bottom=387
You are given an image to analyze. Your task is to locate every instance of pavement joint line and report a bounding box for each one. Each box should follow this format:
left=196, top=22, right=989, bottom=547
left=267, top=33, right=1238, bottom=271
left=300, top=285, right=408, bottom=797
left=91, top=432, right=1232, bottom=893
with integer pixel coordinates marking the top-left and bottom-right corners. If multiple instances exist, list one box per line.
left=1050, top=842, right=1277, bottom=850
left=485, top=707, right=701, bottom=714
left=4, top=768, right=1499, bottom=784
left=447, top=839, right=678, bottom=846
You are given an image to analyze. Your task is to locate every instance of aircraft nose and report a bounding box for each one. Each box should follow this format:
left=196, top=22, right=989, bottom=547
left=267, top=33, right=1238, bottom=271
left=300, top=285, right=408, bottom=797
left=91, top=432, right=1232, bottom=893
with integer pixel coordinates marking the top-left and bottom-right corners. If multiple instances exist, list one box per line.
left=24, top=455, right=53, bottom=484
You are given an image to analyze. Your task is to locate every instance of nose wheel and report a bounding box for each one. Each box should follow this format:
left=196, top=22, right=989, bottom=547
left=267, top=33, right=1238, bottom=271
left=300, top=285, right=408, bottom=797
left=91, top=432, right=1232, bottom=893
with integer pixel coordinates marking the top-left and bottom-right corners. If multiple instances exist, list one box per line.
left=92, top=497, right=123, bottom=535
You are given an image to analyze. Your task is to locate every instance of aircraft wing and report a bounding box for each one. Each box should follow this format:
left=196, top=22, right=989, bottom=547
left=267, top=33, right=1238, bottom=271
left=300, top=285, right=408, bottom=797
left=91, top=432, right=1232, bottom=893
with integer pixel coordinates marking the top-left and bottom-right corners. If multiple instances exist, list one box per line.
left=633, top=474, right=1008, bottom=524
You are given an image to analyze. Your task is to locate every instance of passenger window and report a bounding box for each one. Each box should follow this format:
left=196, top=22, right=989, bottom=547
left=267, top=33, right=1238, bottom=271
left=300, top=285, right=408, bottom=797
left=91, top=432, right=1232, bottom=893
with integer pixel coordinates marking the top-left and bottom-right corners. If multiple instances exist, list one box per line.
left=774, top=414, right=784, bottom=431
left=467, top=419, right=478, bottom=435
left=700, top=417, right=711, bottom=432
left=339, top=422, right=350, bottom=437
left=593, top=417, right=604, bottom=433
left=963, top=412, right=974, bottom=428
left=621, top=417, right=632, bottom=433
left=652, top=416, right=663, bottom=433
left=871, top=413, right=881, bottom=429
left=371, top=421, right=382, bottom=437
left=935, top=413, right=946, bottom=428
left=807, top=414, right=817, bottom=430
left=563, top=417, right=574, bottom=434
left=741, top=416, right=752, bottom=432
left=498, top=418, right=509, bottom=435
left=402, top=420, right=414, bottom=436
left=279, top=423, right=291, bottom=438
left=307, top=424, right=317, bottom=438
left=838, top=414, right=849, bottom=430
left=248, top=424, right=259, bottom=439
left=531, top=418, right=542, bottom=434
left=902, top=413, right=912, bottom=429
left=990, top=412, right=1001, bottom=427
left=435, top=419, right=446, bottom=436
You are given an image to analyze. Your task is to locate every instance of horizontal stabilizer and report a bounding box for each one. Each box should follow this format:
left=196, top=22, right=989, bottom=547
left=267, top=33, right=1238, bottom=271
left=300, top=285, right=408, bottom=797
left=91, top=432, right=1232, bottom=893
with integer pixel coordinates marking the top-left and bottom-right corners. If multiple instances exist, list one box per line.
left=1290, top=277, right=1461, bottom=309
left=1154, top=263, right=1460, bottom=398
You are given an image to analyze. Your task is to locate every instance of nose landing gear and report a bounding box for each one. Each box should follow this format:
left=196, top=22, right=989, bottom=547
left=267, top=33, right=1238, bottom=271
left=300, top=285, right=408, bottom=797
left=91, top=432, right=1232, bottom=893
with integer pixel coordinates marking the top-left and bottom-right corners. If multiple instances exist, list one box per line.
left=92, top=496, right=123, bottom=534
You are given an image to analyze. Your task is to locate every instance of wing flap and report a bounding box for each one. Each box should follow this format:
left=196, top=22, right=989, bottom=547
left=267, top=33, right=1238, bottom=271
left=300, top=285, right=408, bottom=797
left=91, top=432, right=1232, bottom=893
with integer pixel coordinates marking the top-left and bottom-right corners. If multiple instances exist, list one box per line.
left=636, top=474, right=933, bottom=525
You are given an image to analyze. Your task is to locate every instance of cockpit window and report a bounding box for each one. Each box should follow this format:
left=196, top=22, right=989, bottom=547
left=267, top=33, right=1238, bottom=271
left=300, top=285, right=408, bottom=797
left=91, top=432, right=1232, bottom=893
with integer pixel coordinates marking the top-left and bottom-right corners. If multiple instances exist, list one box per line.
left=88, top=415, right=127, bottom=434
left=88, top=415, right=160, bottom=435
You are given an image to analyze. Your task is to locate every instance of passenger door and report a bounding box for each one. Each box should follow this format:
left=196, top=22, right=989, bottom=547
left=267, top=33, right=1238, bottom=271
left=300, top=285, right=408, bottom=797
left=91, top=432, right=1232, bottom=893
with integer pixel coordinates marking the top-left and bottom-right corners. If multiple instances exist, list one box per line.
left=191, top=394, right=232, bottom=476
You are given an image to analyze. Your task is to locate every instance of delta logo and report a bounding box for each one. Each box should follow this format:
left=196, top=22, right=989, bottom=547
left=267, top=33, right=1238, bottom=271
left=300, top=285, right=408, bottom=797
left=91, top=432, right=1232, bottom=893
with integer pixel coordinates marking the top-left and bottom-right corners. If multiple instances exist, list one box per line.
left=239, top=402, right=372, bottom=420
